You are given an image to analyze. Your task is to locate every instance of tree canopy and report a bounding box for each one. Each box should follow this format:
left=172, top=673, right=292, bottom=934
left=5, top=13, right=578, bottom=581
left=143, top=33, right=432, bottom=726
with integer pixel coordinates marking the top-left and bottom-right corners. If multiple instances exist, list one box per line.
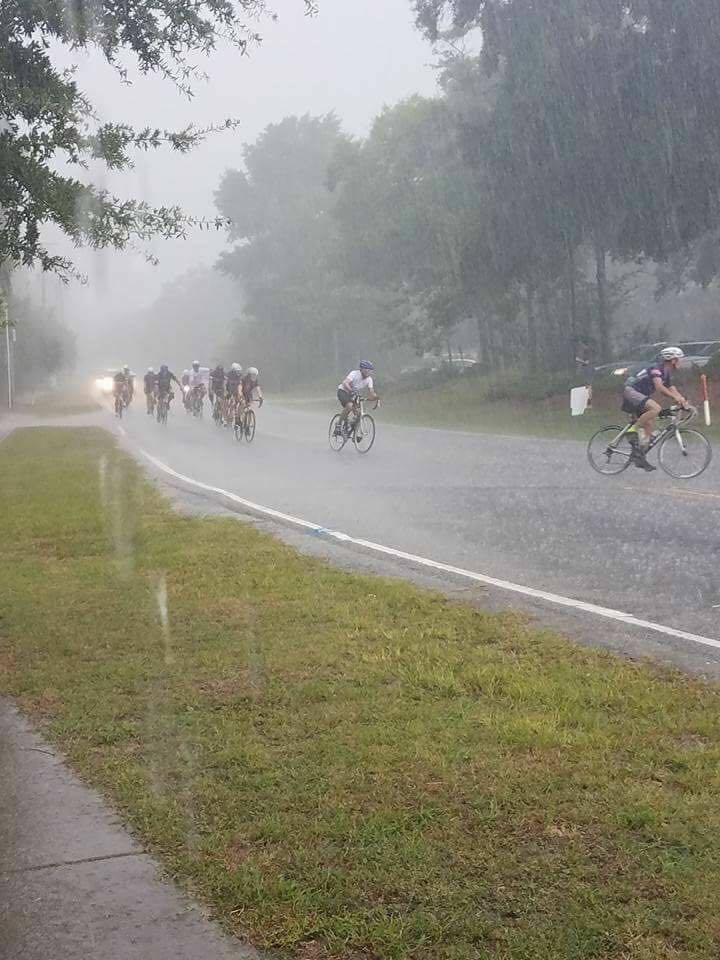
left=0, top=0, right=315, bottom=276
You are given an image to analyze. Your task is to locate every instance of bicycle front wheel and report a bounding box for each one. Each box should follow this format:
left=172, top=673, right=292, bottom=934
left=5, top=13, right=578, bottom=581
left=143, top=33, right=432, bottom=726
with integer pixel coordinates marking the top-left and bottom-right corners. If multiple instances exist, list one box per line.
left=354, top=414, right=376, bottom=454
left=329, top=414, right=347, bottom=451
left=244, top=409, right=256, bottom=443
left=658, top=428, right=712, bottom=479
left=587, top=426, right=633, bottom=475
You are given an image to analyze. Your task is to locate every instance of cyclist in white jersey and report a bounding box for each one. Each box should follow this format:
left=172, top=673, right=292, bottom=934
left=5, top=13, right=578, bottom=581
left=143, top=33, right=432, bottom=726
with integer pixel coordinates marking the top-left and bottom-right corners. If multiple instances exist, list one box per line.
left=188, top=360, right=205, bottom=390
left=336, top=361, right=378, bottom=430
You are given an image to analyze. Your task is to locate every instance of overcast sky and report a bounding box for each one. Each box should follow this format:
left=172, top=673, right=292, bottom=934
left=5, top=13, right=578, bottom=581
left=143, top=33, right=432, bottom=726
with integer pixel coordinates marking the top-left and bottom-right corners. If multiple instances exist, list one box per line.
left=44, top=0, right=440, bottom=351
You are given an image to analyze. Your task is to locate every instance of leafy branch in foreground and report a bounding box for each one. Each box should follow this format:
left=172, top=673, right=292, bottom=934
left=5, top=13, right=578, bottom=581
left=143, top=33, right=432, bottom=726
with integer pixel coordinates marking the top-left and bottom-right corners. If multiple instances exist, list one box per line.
left=0, top=1, right=315, bottom=276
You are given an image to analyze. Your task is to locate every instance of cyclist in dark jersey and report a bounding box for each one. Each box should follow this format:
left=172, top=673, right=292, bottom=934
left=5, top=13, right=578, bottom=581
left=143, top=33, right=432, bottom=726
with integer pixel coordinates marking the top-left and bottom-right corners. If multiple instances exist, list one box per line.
left=225, top=363, right=243, bottom=400
left=241, top=368, right=263, bottom=406
left=208, top=364, right=225, bottom=404
left=143, top=367, right=157, bottom=414
left=112, top=368, right=133, bottom=410
left=622, top=346, right=689, bottom=470
left=156, top=365, right=181, bottom=403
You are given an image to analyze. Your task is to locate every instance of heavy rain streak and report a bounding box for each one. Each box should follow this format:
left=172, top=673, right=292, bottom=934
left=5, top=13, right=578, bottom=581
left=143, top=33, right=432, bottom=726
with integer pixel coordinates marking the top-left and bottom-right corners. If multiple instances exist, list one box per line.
left=3, top=2, right=720, bottom=959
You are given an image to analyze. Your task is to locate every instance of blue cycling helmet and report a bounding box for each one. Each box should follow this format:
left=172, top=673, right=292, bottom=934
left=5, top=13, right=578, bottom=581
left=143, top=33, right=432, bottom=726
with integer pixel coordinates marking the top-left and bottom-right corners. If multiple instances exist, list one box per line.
left=160, top=364, right=168, bottom=373
left=359, top=360, right=374, bottom=370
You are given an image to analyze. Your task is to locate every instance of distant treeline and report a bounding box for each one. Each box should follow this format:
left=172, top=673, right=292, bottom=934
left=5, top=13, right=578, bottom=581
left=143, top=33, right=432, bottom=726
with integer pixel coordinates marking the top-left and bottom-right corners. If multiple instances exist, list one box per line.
left=214, top=0, right=720, bottom=383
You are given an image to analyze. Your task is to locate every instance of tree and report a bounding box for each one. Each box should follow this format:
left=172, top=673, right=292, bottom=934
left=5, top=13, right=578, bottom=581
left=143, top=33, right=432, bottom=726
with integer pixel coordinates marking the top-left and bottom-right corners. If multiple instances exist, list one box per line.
left=413, top=0, right=720, bottom=356
left=215, top=114, right=385, bottom=383
left=332, top=96, right=483, bottom=356
left=0, top=1, right=315, bottom=277
left=0, top=284, right=76, bottom=402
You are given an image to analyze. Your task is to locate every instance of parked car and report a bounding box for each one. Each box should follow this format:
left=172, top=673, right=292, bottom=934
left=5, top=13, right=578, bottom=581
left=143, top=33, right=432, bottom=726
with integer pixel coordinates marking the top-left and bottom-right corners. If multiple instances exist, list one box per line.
left=595, top=340, right=720, bottom=380
left=593, top=342, right=668, bottom=380
left=429, top=357, right=478, bottom=373
left=682, top=340, right=720, bottom=368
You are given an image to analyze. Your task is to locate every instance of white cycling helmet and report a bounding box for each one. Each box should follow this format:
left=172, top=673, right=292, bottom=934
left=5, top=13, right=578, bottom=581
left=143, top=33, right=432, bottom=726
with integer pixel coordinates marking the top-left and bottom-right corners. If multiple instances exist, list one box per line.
left=231, top=362, right=242, bottom=372
left=659, top=347, right=684, bottom=361
left=147, top=366, right=154, bottom=373
left=247, top=366, right=259, bottom=378
left=192, top=360, right=200, bottom=370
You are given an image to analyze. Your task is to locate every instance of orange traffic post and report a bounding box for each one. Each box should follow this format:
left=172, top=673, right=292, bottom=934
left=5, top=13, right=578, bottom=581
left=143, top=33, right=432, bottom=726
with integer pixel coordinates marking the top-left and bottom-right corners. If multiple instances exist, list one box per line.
left=700, top=373, right=711, bottom=426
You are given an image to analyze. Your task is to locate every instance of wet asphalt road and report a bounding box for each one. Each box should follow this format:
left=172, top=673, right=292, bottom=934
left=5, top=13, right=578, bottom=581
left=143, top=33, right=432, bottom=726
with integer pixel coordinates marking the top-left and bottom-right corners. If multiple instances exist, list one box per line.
left=113, top=398, right=720, bottom=666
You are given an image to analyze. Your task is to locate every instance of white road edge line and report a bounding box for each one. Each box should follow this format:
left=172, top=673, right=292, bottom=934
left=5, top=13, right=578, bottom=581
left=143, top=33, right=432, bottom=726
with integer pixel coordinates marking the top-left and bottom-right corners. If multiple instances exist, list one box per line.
left=136, top=445, right=720, bottom=653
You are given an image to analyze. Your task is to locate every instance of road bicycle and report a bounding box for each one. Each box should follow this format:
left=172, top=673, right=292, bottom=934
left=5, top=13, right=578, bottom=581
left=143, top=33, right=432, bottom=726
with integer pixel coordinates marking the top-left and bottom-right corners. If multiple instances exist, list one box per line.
left=587, top=405, right=712, bottom=479
left=234, top=401, right=256, bottom=443
left=156, top=391, right=171, bottom=426
left=329, top=395, right=378, bottom=454
left=190, top=385, right=205, bottom=419
left=114, top=385, right=130, bottom=418
left=211, top=393, right=224, bottom=427
left=224, top=394, right=239, bottom=431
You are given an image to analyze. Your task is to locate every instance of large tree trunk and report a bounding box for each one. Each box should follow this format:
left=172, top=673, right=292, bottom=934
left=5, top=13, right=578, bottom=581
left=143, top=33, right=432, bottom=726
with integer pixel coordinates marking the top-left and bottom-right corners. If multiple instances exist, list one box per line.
left=593, top=236, right=611, bottom=359
left=538, top=284, right=552, bottom=370
left=566, top=236, right=578, bottom=369
left=332, top=325, right=340, bottom=371
left=525, top=281, right=538, bottom=369
left=476, top=314, right=489, bottom=366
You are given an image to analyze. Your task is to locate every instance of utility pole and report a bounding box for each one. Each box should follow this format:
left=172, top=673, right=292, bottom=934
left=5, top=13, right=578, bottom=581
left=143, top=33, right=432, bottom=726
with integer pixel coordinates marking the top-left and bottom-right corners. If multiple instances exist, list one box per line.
left=5, top=322, right=14, bottom=409
left=0, top=282, right=11, bottom=409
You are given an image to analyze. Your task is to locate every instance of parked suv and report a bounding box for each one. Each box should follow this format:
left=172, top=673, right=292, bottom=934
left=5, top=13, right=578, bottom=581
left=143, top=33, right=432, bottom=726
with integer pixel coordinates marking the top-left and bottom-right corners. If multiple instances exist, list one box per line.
left=595, top=340, right=720, bottom=380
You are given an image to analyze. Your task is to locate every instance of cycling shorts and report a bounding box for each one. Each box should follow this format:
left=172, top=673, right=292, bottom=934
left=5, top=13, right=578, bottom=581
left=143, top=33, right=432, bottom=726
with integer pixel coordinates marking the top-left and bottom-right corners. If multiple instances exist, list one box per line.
left=622, top=386, right=651, bottom=415
left=337, top=388, right=353, bottom=407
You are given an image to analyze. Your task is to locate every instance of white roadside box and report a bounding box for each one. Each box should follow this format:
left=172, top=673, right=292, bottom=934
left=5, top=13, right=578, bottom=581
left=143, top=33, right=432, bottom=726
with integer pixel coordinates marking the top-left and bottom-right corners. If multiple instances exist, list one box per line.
left=570, top=386, right=590, bottom=417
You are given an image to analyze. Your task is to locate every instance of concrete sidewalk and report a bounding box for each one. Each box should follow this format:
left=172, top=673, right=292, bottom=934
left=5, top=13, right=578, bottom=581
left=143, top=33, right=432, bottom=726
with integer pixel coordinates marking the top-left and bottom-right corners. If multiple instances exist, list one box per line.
left=0, top=699, right=260, bottom=960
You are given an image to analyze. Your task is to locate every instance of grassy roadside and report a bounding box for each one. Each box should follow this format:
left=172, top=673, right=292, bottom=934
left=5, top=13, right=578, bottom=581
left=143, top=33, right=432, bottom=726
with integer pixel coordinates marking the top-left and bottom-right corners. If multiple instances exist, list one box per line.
left=2, top=427, right=720, bottom=959
left=5, top=389, right=100, bottom=417
left=281, top=375, right=720, bottom=443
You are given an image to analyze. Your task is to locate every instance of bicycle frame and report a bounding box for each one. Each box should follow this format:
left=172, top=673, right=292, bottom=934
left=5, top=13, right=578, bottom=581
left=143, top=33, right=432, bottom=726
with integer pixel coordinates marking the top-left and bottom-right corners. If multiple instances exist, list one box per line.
left=608, top=406, right=697, bottom=460
left=348, top=395, right=379, bottom=428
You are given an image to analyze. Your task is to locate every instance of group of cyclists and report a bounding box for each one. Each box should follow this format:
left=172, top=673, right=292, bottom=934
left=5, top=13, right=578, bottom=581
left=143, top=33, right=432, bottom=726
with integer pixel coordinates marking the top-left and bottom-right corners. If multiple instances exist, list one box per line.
left=112, top=361, right=264, bottom=428
left=111, top=347, right=690, bottom=468
left=111, top=359, right=379, bottom=432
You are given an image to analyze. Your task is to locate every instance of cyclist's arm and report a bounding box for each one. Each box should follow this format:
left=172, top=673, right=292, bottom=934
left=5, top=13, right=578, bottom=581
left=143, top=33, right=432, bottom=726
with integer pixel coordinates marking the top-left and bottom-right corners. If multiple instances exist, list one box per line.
left=653, top=376, right=686, bottom=407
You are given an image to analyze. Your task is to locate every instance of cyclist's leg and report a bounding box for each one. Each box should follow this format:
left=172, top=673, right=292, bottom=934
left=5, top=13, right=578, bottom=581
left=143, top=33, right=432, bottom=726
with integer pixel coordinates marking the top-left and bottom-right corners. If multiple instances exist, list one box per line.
left=633, top=398, right=661, bottom=446
left=337, top=388, right=354, bottom=423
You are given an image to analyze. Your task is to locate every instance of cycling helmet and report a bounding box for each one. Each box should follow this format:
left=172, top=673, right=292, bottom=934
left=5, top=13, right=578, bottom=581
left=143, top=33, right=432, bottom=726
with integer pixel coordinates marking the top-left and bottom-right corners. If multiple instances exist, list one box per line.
left=183, top=368, right=190, bottom=375
left=659, top=347, right=684, bottom=361
left=247, top=366, right=259, bottom=379
left=147, top=366, right=154, bottom=373
left=359, top=360, right=374, bottom=371
left=123, top=364, right=130, bottom=373
left=160, top=365, right=168, bottom=374
left=231, top=362, right=242, bottom=372
left=192, top=360, right=200, bottom=370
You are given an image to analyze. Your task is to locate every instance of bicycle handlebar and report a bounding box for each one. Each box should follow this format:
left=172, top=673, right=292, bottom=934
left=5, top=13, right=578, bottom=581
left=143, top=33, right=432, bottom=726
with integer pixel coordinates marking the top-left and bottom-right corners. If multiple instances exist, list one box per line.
left=659, top=404, right=697, bottom=423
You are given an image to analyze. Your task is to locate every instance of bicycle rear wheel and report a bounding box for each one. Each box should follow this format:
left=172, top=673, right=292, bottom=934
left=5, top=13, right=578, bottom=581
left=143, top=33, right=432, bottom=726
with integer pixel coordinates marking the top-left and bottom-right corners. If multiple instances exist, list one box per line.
left=587, top=425, right=633, bottom=475
left=329, top=414, right=347, bottom=451
left=354, top=414, right=376, bottom=454
left=115, top=395, right=123, bottom=418
left=244, top=409, right=256, bottom=443
left=658, top=428, right=712, bottom=479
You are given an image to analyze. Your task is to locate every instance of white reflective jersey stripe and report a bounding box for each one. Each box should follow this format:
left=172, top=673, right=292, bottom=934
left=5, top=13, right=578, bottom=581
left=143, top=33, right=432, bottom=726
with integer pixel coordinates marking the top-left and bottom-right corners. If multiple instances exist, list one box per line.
left=339, top=370, right=373, bottom=395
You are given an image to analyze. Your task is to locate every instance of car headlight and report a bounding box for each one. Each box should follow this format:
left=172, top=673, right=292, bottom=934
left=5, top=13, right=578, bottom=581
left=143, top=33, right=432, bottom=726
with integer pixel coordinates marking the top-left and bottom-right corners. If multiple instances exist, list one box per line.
left=612, top=367, right=628, bottom=376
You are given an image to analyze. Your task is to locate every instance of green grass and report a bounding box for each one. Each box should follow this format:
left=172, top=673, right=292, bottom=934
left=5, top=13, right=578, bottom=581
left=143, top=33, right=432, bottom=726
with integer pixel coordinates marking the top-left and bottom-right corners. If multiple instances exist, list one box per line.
left=7, top=389, right=100, bottom=417
left=3, top=427, right=720, bottom=959
left=283, top=371, right=720, bottom=442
